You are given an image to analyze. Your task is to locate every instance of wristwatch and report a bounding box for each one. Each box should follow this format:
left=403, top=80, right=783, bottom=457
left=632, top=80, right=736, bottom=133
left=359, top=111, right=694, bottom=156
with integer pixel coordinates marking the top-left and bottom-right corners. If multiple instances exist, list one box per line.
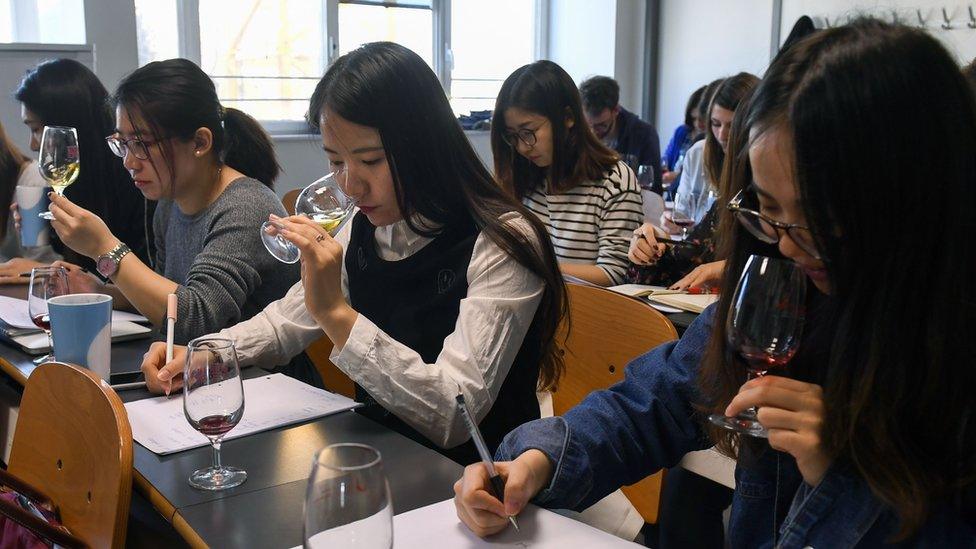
left=96, top=242, right=131, bottom=279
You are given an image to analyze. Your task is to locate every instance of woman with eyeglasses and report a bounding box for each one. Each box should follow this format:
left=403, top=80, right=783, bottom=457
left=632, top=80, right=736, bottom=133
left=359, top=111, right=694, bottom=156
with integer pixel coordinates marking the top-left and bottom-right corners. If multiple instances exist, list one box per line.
left=140, top=43, right=566, bottom=465
left=0, top=59, right=152, bottom=281
left=455, top=20, right=976, bottom=546
left=44, top=58, right=299, bottom=347
left=626, top=74, right=759, bottom=291
left=492, top=61, right=643, bottom=287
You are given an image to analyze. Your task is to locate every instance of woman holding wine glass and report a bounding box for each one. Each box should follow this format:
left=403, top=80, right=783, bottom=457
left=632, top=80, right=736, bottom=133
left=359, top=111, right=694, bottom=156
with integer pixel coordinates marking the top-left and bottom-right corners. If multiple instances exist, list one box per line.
left=0, top=59, right=151, bottom=280
left=454, top=20, right=976, bottom=546
left=45, top=59, right=300, bottom=353
left=141, top=42, right=567, bottom=466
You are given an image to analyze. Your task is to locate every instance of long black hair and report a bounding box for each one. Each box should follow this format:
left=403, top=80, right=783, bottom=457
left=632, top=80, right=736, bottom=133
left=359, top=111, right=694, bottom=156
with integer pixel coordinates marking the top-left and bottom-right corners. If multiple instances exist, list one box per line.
left=491, top=61, right=618, bottom=198
left=112, top=58, right=280, bottom=189
left=308, top=42, right=566, bottom=389
left=701, top=19, right=976, bottom=537
left=16, top=59, right=151, bottom=267
left=701, top=73, right=759, bottom=189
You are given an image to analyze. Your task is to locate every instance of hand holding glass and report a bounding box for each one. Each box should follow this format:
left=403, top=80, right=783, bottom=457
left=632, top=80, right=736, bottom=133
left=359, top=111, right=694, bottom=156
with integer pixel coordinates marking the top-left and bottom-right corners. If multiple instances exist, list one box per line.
left=708, top=255, right=806, bottom=438
left=262, top=171, right=355, bottom=263
left=304, top=443, right=392, bottom=548
left=37, top=126, right=80, bottom=220
left=183, top=337, right=247, bottom=490
left=27, top=266, right=69, bottom=364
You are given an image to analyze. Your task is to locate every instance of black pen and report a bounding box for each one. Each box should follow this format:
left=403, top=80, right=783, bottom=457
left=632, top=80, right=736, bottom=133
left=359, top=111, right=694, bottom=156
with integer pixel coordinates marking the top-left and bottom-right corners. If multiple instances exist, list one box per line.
left=456, top=394, right=520, bottom=531
left=637, top=232, right=700, bottom=248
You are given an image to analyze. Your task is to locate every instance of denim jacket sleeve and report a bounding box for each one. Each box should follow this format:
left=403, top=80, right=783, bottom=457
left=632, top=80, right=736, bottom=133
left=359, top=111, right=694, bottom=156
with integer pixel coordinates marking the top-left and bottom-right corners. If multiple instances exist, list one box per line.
left=495, top=306, right=717, bottom=511
left=778, top=461, right=976, bottom=548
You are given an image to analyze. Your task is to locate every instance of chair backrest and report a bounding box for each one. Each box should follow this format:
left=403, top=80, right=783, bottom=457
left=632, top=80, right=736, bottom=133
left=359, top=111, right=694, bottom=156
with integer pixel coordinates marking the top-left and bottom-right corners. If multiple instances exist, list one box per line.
left=282, top=188, right=301, bottom=216
left=553, top=283, right=678, bottom=523
left=306, top=336, right=356, bottom=398
left=8, top=362, right=133, bottom=549
left=641, top=189, right=666, bottom=226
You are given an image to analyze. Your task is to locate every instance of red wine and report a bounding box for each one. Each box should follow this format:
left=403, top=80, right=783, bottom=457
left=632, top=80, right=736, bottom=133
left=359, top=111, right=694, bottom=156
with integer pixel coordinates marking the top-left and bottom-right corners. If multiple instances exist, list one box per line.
left=192, top=412, right=242, bottom=437
left=672, top=218, right=695, bottom=228
left=31, top=314, right=50, bottom=331
left=740, top=348, right=796, bottom=375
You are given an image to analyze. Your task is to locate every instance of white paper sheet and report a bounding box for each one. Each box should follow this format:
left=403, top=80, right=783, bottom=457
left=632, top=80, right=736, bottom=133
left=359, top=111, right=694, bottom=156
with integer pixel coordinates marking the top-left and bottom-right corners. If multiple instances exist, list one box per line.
left=8, top=320, right=151, bottom=352
left=0, top=295, right=149, bottom=329
left=125, top=373, right=361, bottom=454
left=295, top=499, right=641, bottom=548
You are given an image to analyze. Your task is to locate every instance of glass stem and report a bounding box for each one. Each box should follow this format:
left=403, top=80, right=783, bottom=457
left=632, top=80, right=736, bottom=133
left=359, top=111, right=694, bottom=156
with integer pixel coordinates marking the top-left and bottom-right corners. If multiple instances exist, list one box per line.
left=45, top=330, right=54, bottom=360
left=211, top=438, right=222, bottom=471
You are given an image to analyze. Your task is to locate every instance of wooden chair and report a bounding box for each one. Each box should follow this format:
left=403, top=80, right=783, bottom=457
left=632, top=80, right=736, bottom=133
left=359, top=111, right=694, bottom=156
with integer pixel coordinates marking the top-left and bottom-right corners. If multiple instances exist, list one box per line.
left=282, top=188, right=301, bottom=216
left=7, top=362, right=133, bottom=548
left=552, top=283, right=679, bottom=524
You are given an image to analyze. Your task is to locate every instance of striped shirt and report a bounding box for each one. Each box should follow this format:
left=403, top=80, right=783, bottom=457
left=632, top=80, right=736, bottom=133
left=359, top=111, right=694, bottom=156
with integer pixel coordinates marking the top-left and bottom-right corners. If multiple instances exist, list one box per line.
left=523, top=160, right=644, bottom=285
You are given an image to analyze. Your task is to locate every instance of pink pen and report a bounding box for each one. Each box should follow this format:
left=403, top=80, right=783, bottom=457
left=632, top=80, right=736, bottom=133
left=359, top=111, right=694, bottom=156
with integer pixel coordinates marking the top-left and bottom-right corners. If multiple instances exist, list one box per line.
left=166, top=293, right=177, bottom=393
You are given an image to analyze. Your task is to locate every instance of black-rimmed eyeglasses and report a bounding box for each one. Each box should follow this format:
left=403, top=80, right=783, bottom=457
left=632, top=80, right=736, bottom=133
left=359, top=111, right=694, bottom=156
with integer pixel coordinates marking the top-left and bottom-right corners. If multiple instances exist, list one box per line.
left=501, top=121, right=547, bottom=148
left=727, top=187, right=823, bottom=260
left=105, top=134, right=159, bottom=160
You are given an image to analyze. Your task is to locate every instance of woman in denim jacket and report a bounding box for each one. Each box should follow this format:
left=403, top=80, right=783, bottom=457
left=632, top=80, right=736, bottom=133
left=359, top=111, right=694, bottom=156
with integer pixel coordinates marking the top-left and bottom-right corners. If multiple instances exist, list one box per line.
left=454, top=20, right=976, bottom=548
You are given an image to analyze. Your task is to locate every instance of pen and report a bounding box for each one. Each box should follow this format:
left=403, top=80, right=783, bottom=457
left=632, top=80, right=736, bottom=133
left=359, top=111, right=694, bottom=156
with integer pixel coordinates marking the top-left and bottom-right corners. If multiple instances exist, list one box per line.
left=685, top=287, right=719, bottom=295
left=636, top=231, right=699, bottom=248
left=165, top=293, right=177, bottom=394
left=110, top=381, right=147, bottom=391
left=455, top=394, right=520, bottom=532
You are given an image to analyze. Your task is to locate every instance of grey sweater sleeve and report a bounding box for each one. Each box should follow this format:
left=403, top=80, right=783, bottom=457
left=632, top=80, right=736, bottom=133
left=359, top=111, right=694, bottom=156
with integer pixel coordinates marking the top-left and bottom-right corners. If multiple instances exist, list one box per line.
left=166, top=182, right=292, bottom=343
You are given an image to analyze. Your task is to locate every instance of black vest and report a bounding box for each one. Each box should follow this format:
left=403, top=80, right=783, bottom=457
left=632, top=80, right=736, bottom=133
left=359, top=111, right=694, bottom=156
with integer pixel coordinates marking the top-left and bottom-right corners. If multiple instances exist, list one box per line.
left=345, top=213, right=542, bottom=464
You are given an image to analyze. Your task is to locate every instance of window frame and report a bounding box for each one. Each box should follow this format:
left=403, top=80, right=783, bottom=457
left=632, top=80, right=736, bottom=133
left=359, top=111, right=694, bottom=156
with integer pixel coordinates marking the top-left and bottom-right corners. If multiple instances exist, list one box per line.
left=169, top=0, right=548, bottom=135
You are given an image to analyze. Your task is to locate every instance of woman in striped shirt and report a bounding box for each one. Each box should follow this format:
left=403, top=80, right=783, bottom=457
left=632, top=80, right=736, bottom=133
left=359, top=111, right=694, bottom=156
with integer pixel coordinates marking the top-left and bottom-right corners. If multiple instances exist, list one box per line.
left=491, top=61, right=643, bottom=286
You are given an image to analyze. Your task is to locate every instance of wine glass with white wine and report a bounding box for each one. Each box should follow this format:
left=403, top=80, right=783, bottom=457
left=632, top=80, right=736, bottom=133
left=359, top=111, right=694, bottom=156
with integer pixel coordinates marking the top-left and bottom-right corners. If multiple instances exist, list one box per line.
left=261, top=171, right=355, bottom=264
left=37, top=126, right=80, bottom=220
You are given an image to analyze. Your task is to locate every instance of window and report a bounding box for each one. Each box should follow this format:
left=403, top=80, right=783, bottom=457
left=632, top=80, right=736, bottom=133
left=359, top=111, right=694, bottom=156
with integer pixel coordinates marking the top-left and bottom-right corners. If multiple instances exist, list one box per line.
left=0, top=0, right=85, bottom=44
left=134, top=0, right=178, bottom=65
left=449, top=0, right=537, bottom=115
left=135, top=0, right=546, bottom=131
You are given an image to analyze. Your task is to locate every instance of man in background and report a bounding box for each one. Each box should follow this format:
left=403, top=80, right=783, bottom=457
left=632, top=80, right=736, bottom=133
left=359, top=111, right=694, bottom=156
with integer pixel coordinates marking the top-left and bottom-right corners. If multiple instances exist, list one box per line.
left=580, top=75, right=662, bottom=191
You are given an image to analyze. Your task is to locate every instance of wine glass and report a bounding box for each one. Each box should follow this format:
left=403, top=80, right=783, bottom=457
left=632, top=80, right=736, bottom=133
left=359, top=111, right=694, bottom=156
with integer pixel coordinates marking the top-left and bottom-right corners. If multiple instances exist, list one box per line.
left=671, top=191, right=699, bottom=239
left=261, top=171, right=355, bottom=264
left=304, top=443, right=393, bottom=548
left=183, top=337, right=247, bottom=491
left=708, top=255, right=807, bottom=438
left=636, top=164, right=656, bottom=191
left=37, top=126, right=80, bottom=220
left=27, top=266, right=69, bottom=364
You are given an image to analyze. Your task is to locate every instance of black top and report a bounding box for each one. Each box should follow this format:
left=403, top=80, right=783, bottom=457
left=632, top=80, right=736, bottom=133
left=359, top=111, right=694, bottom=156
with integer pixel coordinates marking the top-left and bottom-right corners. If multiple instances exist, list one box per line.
left=345, top=212, right=542, bottom=464
left=614, top=107, right=663, bottom=189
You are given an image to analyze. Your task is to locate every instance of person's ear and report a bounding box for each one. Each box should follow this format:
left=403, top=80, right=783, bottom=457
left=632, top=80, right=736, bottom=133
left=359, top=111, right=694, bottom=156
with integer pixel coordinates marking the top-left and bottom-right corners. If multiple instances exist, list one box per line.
left=192, top=127, right=214, bottom=157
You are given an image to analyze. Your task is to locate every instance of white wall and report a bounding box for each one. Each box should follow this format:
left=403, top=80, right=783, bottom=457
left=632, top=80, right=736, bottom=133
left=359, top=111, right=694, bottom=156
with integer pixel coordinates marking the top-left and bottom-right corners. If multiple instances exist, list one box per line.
left=781, top=0, right=976, bottom=63
left=547, top=0, right=646, bottom=115
left=655, top=0, right=773, bottom=140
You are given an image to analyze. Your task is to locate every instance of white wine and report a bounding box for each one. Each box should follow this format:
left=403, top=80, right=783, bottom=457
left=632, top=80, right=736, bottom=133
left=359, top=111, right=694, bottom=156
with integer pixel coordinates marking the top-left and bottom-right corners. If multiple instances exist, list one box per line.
left=310, top=212, right=347, bottom=234
left=41, top=161, right=80, bottom=194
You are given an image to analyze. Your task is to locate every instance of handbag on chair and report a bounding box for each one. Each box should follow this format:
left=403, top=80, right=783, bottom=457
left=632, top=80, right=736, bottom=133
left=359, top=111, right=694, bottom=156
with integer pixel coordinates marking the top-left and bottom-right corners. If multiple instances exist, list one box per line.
left=0, top=469, right=84, bottom=549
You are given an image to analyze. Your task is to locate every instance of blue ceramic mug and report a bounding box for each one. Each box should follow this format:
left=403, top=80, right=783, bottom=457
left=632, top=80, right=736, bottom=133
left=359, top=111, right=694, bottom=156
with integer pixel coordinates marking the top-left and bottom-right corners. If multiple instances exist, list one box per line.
left=14, top=185, right=50, bottom=247
left=48, top=293, right=112, bottom=381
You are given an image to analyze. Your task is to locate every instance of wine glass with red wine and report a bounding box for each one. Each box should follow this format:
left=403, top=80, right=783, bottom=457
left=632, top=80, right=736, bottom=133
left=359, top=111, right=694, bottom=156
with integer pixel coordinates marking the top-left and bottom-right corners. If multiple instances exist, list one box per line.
left=708, top=255, right=806, bottom=438
left=183, top=336, right=247, bottom=490
left=27, top=266, right=69, bottom=364
left=671, top=191, right=699, bottom=240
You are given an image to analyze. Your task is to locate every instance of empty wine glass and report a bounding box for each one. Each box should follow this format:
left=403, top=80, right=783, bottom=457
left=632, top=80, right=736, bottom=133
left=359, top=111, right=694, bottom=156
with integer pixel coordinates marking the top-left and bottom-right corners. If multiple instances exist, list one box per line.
left=27, top=266, right=69, bottom=364
left=636, top=164, right=656, bottom=191
left=37, top=126, right=80, bottom=220
left=708, top=255, right=807, bottom=438
left=304, top=443, right=392, bottom=548
left=671, top=191, right=699, bottom=239
left=262, top=171, right=356, bottom=264
left=183, top=337, right=246, bottom=491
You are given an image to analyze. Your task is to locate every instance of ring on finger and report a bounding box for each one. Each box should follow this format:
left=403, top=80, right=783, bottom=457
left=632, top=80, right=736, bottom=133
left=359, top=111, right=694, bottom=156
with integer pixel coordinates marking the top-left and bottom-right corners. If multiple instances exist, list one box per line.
left=315, top=234, right=326, bottom=243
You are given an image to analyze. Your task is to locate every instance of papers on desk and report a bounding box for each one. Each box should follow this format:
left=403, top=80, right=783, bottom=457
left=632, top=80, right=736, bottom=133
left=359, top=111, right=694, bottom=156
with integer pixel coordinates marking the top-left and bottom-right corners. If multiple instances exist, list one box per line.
left=126, top=373, right=361, bottom=455
left=0, top=295, right=149, bottom=330
left=297, top=498, right=640, bottom=548
left=3, top=320, right=151, bottom=354
left=607, top=284, right=716, bottom=314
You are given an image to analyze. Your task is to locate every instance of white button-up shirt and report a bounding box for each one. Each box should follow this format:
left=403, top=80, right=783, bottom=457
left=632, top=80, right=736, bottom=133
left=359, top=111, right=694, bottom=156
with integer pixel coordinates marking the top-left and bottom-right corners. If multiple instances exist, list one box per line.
left=216, top=212, right=544, bottom=448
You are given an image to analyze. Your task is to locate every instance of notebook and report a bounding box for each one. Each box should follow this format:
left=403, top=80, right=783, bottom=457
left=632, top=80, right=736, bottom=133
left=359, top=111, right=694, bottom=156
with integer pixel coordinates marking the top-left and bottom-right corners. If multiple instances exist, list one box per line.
left=0, top=319, right=152, bottom=355
left=646, top=293, right=719, bottom=314
left=607, top=284, right=685, bottom=298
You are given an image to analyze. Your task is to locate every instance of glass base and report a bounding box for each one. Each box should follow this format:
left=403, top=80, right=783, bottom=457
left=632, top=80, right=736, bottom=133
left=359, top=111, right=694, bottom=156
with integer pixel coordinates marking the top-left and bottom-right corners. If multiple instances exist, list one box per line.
left=33, top=353, right=54, bottom=364
left=708, top=413, right=769, bottom=438
left=188, top=466, right=247, bottom=491
left=38, top=210, right=55, bottom=220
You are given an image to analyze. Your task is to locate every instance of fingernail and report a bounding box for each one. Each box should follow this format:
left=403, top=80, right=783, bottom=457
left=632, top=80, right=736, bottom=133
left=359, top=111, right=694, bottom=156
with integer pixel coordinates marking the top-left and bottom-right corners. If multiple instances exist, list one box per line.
left=269, top=213, right=280, bottom=220
left=157, top=370, right=170, bottom=381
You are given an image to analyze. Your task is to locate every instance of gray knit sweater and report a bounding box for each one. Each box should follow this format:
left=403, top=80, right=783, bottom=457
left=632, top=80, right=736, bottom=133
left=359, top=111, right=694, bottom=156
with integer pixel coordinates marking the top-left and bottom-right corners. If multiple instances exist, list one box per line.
left=153, top=177, right=300, bottom=344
